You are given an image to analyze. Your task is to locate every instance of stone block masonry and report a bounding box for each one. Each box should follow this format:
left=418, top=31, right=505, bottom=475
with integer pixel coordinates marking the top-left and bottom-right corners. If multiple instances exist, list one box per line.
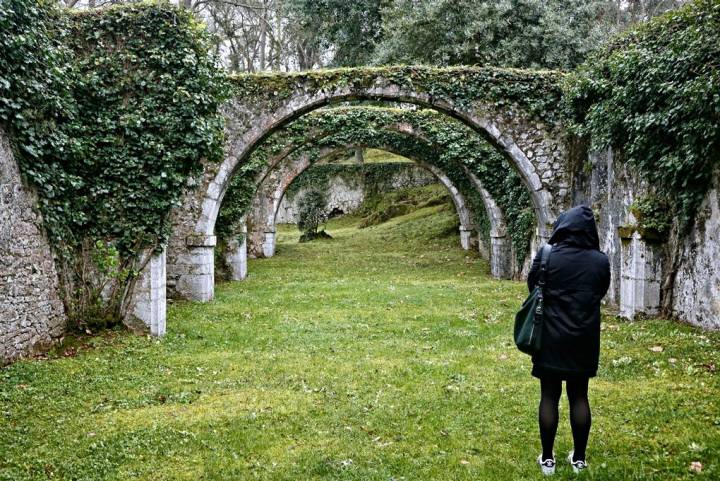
left=0, top=129, right=66, bottom=364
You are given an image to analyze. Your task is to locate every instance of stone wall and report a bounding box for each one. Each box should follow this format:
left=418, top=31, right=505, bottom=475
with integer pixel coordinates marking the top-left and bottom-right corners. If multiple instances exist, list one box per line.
left=673, top=174, right=720, bottom=329
left=0, top=129, right=66, bottom=364
left=574, top=148, right=719, bottom=329
left=276, top=163, right=436, bottom=224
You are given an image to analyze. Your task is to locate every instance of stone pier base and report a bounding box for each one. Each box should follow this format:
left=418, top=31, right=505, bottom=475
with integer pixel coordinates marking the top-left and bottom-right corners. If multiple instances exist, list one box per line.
left=126, top=249, right=166, bottom=336
left=619, top=230, right=662, bottom=319
left=262, top=231, right=276, bottom=258
left=170, top=235, right=216, bottom=302
left=490, top=236, right=513, bottom=279
left=459, top=228, right=472, bottom=251
left=224, top=233, right=248, bottom=281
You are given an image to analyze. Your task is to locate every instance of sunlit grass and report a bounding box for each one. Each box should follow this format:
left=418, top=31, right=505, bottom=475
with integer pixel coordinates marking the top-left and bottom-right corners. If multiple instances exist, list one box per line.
left=1, top=205, right=718, bottom=480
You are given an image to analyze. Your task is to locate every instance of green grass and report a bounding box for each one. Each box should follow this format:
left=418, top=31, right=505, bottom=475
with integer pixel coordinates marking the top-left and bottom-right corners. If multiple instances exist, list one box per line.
left=1, top=205, right=719, bottom=480
left=337, top=148, right=413, bottom=164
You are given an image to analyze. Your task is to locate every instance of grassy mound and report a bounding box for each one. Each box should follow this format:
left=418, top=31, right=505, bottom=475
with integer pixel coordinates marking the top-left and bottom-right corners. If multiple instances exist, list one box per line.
left=357, top=184, right=452, bottom=228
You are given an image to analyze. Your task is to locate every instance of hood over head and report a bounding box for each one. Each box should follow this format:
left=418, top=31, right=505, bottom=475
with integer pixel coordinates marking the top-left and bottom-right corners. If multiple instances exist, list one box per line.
left=548, top=205, right=600, bottom=250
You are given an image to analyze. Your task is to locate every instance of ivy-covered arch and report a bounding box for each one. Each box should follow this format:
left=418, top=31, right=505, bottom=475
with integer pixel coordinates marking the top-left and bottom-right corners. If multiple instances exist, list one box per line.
left=209, top=107, right=536, bottom=294
left=168, top=67, right=571, bottom=300
left=244, top=145, right=478, bottom=259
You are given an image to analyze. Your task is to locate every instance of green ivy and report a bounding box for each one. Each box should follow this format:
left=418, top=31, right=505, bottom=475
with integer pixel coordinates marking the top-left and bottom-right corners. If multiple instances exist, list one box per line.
left=283, top=162, right=433, bottom=202
left=230, top=65, right=566, bottom=123
left=563, top=0, right=720, bottom=231
left=1, top=2, right=227, bottom=326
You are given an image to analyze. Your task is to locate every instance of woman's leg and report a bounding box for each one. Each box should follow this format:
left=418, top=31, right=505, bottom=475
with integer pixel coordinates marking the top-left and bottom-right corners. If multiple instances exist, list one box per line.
left=539, top=377, right=562, bottom=460
left=566, top=377, right=591, bottom=461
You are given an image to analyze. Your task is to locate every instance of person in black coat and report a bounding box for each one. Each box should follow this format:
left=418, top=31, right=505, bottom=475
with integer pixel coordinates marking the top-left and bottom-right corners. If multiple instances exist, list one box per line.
left=528, top=205, right=610, bottom=475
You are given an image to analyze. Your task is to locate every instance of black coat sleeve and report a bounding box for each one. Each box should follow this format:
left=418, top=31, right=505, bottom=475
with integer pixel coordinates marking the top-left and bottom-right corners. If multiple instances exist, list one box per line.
left=527, top=247, right=542, bottom=292
left=600, top=254, right=611, bottom=297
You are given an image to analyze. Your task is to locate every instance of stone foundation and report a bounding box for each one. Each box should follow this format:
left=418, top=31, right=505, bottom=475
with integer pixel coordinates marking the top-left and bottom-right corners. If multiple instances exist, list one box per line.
left=618, top=230, right=662, bottom=319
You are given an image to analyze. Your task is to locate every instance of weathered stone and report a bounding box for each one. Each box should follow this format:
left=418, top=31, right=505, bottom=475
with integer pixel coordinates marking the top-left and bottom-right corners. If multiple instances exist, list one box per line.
left=673, top=176, right=720, bottom=329
left=0, top=129, right=66, bottom=364
left=619, top=230, right=662, bottom=319
left=168, top=73, right=571, bottom=301
left=124, top=248, right=166, bottom=336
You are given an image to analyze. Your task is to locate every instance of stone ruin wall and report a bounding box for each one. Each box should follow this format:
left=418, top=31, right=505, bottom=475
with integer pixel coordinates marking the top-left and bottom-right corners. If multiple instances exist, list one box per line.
left=0, top=129, right=66, bottom=364
left=574, top=147, right=720, bottom=329
left=275, top=163, right=437, bottom=224
left=673, top=174, right=720, bottom=329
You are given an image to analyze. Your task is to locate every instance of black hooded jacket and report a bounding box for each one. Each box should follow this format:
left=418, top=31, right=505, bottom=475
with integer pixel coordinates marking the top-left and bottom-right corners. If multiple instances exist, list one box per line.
left=528, top=205, right=611, bottom=378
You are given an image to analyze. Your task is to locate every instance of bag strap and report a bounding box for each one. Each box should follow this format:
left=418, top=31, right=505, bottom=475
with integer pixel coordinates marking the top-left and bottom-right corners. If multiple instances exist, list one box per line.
left=537, top=244, right=552, bottom=288
left=535, top=244, right=552, bottom=317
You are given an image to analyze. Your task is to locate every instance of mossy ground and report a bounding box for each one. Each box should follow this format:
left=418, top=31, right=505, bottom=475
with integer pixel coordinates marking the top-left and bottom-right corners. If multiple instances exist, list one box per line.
left=1, top=205, right=719, bottom=480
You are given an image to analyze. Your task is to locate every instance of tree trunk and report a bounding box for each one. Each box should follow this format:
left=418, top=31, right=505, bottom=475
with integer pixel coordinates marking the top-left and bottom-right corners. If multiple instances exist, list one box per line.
left=258, top=1, right=268, bottom=71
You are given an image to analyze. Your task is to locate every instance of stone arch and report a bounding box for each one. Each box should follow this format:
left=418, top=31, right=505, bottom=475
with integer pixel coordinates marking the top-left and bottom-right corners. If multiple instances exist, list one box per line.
left=207, top=88, right=562, bottom=240
left=169, top=70, right=571, bottom=300
left=243, top=145, right=477, bottom=260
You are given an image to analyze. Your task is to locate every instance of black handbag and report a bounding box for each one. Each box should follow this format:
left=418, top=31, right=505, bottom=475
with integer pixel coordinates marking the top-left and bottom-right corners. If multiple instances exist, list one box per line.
left=514, top=244, right=552, bottom=355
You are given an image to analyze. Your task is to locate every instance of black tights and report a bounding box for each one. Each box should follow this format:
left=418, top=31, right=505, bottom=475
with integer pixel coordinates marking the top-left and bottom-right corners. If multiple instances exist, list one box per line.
left=539, top=377, right=591, bottom=461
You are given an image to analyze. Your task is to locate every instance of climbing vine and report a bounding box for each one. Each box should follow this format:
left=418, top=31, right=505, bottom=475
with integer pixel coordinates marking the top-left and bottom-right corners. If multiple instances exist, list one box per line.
left=283, top=162, right=434, bottom=202
left=0, top=2, right=227, bottom=327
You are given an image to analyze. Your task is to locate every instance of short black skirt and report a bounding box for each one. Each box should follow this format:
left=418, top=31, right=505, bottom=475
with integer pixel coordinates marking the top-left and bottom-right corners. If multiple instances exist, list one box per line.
left=532, top=364, right=594, bottom=381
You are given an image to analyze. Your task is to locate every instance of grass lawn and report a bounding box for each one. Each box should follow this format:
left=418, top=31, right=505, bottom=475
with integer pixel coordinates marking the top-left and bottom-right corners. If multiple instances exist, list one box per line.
left=1, top=204, right=719, bottom=480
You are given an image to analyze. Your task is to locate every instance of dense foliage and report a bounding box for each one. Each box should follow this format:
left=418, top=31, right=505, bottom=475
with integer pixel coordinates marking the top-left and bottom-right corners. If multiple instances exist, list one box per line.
left=105, top=0, right=683, bottom=73
left=564, top=0, right=720, bottom=232
left=0, top=0, right=72, bottom=180
left=375, top=0, right=627, bottom=70
left=284, top=162, right=428, bottom=201
left=285, top=0, right=384, bottom=67
left=217, top=107, right=536, bottom=265
left=1, top=1, right=227, bottom=327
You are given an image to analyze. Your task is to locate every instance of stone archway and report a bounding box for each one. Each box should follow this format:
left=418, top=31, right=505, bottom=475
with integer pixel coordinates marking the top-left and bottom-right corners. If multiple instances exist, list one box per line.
left=169, top=70, right=572, bottom=301
left=244, top=146, right=477, bottom=260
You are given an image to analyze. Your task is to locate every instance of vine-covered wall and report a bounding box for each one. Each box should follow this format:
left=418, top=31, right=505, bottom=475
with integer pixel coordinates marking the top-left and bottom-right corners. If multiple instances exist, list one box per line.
left=1, top=0, right=718, bottom=342
left=0, top=1, right=227, bottom=329
left=565, top=0, right=720, bottom=318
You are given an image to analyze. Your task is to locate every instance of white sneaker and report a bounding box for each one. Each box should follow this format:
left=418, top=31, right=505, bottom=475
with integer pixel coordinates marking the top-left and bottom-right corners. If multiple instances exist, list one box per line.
left=567, top=451, right=587, bottom=473
left=537, top=453, right=556, bottom=475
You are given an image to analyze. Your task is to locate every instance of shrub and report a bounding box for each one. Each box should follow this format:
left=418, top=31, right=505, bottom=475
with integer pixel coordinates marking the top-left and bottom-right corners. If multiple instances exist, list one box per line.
left=297, top=190, right=330, bottom=242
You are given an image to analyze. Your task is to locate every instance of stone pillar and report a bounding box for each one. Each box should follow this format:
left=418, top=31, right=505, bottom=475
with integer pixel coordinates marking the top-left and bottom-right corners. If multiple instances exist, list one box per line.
left=224, top=224, right=248, bottom=281
left=619, top=229, right=662, bottom=319
left=477, top=233, right=490, bottom=261
left=175, top=234, right=216, bottom=302
left=262, top=230, right=276, bottom=258
left=459, top=227, right=472, bottom=250
left=127, top=249, right=166, bottom=336
left=490, top=235, right=513, bottom=279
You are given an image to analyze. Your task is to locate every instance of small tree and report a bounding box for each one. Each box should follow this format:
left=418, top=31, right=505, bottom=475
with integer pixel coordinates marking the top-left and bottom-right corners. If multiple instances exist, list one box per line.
left=297, top=190, right=330, bottom=242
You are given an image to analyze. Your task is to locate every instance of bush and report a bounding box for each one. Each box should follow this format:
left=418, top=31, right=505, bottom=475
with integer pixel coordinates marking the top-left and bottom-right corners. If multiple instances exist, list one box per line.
left=297, top=190, right=331, bottom=242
